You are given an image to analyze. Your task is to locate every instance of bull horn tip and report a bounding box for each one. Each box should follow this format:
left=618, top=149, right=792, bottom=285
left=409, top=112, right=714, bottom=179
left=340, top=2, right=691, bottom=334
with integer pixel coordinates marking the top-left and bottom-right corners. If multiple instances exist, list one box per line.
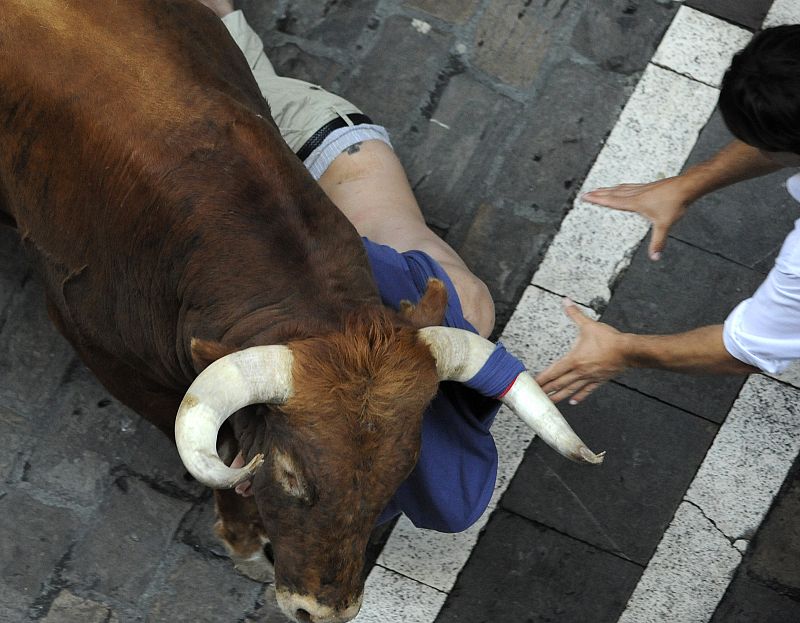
left=228, top=453, right=266, bottom=489
left=578, top=447, right=605, bottom=464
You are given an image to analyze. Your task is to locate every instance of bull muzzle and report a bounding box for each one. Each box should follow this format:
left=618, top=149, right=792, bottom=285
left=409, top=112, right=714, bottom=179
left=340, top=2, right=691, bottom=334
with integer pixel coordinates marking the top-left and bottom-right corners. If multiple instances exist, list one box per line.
left=276, top=589, right=362, bottom=623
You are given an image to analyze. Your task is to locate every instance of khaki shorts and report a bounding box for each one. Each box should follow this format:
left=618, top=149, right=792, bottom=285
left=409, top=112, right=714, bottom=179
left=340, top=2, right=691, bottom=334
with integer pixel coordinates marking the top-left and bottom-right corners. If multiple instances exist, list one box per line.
left=222, top=10, right=364, bottom=154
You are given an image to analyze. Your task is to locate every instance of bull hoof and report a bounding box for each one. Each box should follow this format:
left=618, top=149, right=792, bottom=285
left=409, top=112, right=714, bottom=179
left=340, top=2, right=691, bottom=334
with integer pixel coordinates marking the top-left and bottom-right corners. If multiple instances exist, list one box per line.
left=232, top=549, right=275, bottom=583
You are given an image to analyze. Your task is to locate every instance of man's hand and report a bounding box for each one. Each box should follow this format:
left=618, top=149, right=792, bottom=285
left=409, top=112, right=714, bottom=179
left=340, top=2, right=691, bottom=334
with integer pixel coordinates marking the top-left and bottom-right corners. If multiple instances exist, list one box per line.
left=582, top=177, right=691, bottom=261
left=535, top=299, right=631, bottom=404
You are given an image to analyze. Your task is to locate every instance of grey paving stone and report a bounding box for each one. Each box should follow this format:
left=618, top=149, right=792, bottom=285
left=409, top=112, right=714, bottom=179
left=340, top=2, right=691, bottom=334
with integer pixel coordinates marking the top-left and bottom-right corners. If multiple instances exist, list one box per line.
left=266, top=43, right=347, bottom=90
left=177, top=497, right=228, bottom=558
left=42, top=590, right=118, bottom=623
left=452, top=59, right=633, bottom=310
left=502, top=382, right=717, bottom=565
left=64, top=476, right=191, bottom=604
left=0, top=490, right=78, bottom=612
left=30, top=359, right=202, bottom=499
left=686, top=0, right=773, bottom=30
left=404, top=0, right=481, bottom=24
left=147, top=544, right=265, bottom=623
left=397, top=73, right=522, bottom=232
left=22, top=446, right=110, bottom=512
left=272, top=0, right=379, bottom=50
left=571, top=0, right=680, bottom=75
left=710, top=574, right=800, bottom=623
left=0, top=279, right=76, bottom=419
left=435, top=511, right=642, bottom=623
left=672, top=110, right=800, bottom=274
left=472, top=0, right=583, bottom=89
left=341, top=16, right=453, bottom=131
left=602, top=238, right=762, bottom=422
left=235, top=0, right=280, bottom=35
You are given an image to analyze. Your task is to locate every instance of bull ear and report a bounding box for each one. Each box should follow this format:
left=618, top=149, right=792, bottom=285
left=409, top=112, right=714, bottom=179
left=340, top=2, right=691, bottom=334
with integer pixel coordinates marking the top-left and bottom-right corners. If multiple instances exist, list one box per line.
left=273, top=449, right=315, bottom=504
left=400, top=278, right=448, bottom=328
left=190, top=337, right=237, bottom=372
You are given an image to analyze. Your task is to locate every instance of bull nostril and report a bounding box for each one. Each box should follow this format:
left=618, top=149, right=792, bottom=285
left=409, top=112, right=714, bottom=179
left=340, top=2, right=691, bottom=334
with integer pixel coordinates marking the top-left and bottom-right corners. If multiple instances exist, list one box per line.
left=295, top=608, right=312, bottom=623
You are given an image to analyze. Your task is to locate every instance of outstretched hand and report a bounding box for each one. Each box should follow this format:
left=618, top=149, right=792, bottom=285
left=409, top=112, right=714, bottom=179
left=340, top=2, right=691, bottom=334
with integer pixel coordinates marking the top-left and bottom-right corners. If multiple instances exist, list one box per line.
left=535, top=299, right=631, bottom=404
left=582, top=177, right=691, bottom=260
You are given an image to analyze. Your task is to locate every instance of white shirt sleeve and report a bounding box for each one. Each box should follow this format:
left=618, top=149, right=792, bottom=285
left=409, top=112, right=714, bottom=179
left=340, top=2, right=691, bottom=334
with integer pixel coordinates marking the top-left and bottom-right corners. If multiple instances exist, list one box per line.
left=723, top=216, right=800, bottom=374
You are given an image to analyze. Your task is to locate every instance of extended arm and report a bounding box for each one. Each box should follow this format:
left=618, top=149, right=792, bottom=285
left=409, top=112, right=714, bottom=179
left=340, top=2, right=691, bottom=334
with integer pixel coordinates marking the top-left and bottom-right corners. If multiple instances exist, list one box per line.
left=535, top=300, right=758, bottom=404
left=583, top=140, right=785, bottom=259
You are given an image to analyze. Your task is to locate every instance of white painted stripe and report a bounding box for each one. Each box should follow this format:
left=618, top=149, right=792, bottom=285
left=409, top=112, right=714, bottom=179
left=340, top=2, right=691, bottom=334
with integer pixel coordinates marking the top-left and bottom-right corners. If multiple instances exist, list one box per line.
left=651, top=6, right=751, bottom=88
left=764, top=0, right=800, bottom=27
left=618, top=502, right=743, bottom=623
left=359, top=565, right=446, bottom=623
left=620, top=377, right=800, bottom=621
left=533, top=63, right=719, bottom=307
left=684, top=375, right=800, bottom=541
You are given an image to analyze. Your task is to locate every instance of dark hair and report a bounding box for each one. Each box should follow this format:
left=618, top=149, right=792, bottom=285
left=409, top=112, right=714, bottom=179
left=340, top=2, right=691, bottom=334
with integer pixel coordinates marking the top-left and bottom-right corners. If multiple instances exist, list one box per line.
left=719, top=25, right=800, bottom=154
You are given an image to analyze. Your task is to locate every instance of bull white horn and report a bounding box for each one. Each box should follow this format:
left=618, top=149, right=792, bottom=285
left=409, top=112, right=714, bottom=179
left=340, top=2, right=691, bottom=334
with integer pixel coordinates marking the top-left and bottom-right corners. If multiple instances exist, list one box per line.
left=175, top=345, right=294, bottom=489
left=418, top=326, right=604, bottom=465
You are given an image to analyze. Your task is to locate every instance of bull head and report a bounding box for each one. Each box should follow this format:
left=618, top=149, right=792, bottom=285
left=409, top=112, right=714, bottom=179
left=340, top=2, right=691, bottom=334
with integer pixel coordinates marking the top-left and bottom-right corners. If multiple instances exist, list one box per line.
left=174, top=303, right=602, bottom=623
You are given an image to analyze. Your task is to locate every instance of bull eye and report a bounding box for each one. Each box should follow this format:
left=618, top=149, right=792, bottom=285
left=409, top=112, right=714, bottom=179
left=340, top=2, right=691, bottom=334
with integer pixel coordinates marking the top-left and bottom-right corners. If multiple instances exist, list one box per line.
left=273, top=449, right=310, bottom=502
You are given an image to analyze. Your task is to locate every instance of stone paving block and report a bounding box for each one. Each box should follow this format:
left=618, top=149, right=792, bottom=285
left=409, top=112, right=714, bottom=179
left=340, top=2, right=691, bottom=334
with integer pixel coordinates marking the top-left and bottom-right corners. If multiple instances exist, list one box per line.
left=404, top=0, right=480, bottom=24
left=31, top=359, right=203, bottom=499
left=472, top=0, right=582, bottom=89
left=435, top=511, right=642, bottom=623
left=235, top=1, right=280, bottom=35
left=502, top=383, right=717, bottom=565
left=42, top=590, right=118, bottom=623
left=619, top=501, right=743, bottom=623
left=398, top=73, right=521, bottom=233
left=602, top=238, right=761, bottom=422
left=686, top=0, right=773, bottom=30
left=454, top=59, right=633, bottom=307
left=710, top=574, right=800, bottom=622
left=341, top=16, right=453, bottom=131
left=64, top=476, right=191, bottom=604
left=147, top=544, right=263, bottom=623
left=571, top=0, right=679, bottom=75
left=534, top=63, right=719, bottom=307
left=22, top=446, right=110, bottom=512
left=272, top=0, right=379, bottom=50
left=673, top=110, right=800, bottom=273
left=177, top=497, right=227, bottom=557
left=266, top=43, right=347, bottom=90
left=652, top=5, right=751, bottom=87
left=0, top=489, right=78, bottom=612
left=0, top=279, right=76, bottom=419
left=685, top=376, right=800, bottom=545
left=764, top=0, right=800, bottom=27
left=356, top=565, right=446, bottom=623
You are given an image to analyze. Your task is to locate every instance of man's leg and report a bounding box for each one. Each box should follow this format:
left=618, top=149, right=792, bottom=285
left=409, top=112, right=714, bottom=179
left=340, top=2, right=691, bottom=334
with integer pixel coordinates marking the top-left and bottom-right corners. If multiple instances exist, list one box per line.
left=318, top=140, right=495, bottom=336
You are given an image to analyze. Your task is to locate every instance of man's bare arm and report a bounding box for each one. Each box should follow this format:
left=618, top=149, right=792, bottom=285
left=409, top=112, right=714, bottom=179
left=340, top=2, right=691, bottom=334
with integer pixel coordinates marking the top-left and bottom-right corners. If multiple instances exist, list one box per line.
left=535, top=301, right=758, bottom=405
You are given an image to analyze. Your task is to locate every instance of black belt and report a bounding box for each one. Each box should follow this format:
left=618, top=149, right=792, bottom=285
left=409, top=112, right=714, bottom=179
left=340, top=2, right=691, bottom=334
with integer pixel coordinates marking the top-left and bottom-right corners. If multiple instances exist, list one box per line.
left=296, top=113, right=373, bottom=161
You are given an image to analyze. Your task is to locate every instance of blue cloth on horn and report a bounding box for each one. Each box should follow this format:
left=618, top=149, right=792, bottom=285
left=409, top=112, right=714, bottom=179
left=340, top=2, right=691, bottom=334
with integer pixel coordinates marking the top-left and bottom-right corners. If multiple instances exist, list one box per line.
left=363, top=238, right=526, bottom=533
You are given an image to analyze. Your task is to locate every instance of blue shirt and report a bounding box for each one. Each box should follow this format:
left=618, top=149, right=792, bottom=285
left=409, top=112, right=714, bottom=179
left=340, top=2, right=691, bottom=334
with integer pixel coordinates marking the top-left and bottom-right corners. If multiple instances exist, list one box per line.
left=364, top=239, right=525, bottom=532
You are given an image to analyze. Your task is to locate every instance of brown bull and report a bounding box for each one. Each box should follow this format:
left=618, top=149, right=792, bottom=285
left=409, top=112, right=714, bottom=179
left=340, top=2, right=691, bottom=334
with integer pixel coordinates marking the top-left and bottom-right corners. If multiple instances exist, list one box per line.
left=0, top=2, right=601, bottom=622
